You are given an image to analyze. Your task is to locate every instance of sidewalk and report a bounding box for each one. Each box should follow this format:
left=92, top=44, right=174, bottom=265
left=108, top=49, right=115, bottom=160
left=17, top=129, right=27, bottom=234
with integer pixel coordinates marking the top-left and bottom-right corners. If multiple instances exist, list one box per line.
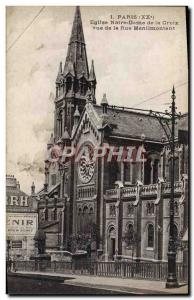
left=13, top=271, right=188, bottom=295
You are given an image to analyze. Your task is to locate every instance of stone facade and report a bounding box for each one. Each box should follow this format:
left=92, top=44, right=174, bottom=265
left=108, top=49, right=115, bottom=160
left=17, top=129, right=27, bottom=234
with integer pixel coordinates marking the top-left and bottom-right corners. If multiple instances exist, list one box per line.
left=37, top=7, right=188, bottom=262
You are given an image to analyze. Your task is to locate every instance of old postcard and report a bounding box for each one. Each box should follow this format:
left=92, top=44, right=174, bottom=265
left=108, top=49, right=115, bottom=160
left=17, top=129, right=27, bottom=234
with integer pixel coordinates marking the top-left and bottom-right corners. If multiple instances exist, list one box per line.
left=6, top=6, right=189, bottom=295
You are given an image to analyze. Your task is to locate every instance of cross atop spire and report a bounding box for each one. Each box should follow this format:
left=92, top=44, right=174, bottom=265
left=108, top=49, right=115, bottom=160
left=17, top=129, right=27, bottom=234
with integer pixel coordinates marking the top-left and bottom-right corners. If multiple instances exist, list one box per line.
left=63, top=6, right=89, bottom=78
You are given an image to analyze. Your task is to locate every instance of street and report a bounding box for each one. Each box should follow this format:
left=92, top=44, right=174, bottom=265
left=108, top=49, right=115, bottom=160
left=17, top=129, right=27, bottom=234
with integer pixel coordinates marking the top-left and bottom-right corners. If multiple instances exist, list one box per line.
left=6, top=275, right=132, bottom=295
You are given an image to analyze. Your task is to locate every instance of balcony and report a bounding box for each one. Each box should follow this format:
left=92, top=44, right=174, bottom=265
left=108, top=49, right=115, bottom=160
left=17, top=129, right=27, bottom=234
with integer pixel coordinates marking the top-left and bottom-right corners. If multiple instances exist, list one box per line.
left=105, top=181, right=183, bottom=200
left=162, top=181, right=183, bottom=195
left=141, top=184, right=158, bottom=196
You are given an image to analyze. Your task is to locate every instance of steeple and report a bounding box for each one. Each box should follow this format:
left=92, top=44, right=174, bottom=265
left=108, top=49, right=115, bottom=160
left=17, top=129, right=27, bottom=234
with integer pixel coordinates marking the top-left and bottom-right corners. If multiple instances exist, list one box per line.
left=63, top=6, right=89, bottom=78
left=89, top=60, right=96, bottom=103
left=54, top=6, right=97, bottom=137
left=56, top=62, right=63, bottom=84
left=101, top=93, right=109, bottom=114
left=89, top=60, right=96, bottom=82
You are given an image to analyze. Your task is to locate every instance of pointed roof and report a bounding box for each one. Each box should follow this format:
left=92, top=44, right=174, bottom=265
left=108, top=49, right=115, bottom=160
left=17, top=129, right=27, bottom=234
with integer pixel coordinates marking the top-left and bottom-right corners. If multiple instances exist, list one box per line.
left=62, top=127, right=70, bottom=140
left=89, top=60, right=96, bottom=81
left=101, top=93, right=108, bottom=106
left=48, top=133, right=54, bottom=145
left=56, top=62, right=63, bottom=83
left=63, top=6, right=89, bottom=78
left=69, top=6, right=85, bottom=44
left=86, top=88, right=93, bottom=103
left=63, top=60, right=75, bottom=77
left=74, top=105, right=80, bottom=118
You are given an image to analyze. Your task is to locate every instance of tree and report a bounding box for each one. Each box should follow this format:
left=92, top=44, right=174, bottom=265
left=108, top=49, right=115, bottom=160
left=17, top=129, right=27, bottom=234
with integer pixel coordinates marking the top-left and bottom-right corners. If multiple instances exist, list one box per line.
left=67, top=223, right=100, bottom=254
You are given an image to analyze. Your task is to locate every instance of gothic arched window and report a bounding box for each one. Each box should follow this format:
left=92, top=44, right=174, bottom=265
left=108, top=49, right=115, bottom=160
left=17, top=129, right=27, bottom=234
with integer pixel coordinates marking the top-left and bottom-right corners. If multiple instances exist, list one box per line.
left=110, top=204, right=116, bottom=216
left=89, top=207, right=94, bottom=224
left=153, top=159, right=159, bottom=184
left=109, top=160, right=119, bottom=188
left=80, top=77, right=87, bottom=95
left=128, top=204, right=134, bottom=215
left=148, top=224, right=154, bottom=248
left=44, top=208, right=48, bottom=221
left=83, top=206, right=89, bottom=233
left=146, top=202, right=151, bottom=214
left=128, top=224, right=134, bottom=244
left=124, top=162, right=131, bottom=182
left=150, top=203, right=155, bottom=215
left=174, top=201, right=179, bottom=215
left=66, top=76, right=72, bottom=92
left=144, top=158, right=152, bottom=185
left=146, top=202, right=154, bottom=215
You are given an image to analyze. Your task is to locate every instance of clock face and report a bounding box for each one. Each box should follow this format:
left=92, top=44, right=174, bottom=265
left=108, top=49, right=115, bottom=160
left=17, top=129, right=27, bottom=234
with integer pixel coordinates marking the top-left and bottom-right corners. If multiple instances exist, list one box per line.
left=78, top=145, right=95, bottom=184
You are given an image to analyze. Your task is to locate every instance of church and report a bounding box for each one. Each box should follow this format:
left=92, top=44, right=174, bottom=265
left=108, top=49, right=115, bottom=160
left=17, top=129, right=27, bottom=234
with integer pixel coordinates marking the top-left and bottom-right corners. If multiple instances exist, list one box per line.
left=36, top=6, right=188, bottom=263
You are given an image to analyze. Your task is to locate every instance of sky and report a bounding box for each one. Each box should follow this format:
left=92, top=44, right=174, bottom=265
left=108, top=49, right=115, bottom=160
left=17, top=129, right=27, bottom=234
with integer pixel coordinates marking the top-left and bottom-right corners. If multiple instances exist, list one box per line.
left=6, top=6, right=188, bottom=194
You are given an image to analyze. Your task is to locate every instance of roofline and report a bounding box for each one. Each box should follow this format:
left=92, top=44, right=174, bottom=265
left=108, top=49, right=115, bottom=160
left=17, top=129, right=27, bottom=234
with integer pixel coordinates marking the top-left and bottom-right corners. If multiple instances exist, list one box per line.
left=108, top=135, right=179, bottom=144
left=109, top=135, right=164, bottom=144
left=93, top=104, right=171, bottom=119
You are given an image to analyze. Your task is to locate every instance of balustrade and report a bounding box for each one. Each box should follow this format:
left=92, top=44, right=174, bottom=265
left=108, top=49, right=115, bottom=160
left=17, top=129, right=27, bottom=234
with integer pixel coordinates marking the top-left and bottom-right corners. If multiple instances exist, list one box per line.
left=106, top=181, right=184, bottom=200
left=77, top=186, right=96, bottom=199
left=141, top=184, right=158, bottom=196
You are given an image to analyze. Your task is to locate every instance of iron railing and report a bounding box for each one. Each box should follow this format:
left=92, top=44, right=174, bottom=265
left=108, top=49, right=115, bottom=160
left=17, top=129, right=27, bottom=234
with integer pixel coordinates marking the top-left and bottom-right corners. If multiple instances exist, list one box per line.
left=12, top=260, right=188, bottom=283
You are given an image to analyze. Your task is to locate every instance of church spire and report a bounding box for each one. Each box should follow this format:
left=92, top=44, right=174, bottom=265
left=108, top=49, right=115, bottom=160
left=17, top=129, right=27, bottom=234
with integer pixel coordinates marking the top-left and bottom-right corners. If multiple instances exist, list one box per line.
left=63, top=6, right=89, bottom=78
left=56, top=61, right=62, bottom=83
left=89, top=60, right=96, bottom=82
left=69, top=6, right=85, bottom=44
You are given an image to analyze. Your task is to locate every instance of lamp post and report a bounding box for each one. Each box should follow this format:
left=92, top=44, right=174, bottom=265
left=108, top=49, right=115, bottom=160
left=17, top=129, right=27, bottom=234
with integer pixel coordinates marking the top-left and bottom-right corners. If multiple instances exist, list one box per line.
left=165, top=86, right=178, bottom=288
left=149, top=86, right=180, bottom=288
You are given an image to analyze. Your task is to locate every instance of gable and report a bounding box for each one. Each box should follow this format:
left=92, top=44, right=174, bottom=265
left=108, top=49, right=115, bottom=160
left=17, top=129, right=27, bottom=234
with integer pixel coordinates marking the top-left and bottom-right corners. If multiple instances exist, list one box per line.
left=72, top=103, right=102, bottom=149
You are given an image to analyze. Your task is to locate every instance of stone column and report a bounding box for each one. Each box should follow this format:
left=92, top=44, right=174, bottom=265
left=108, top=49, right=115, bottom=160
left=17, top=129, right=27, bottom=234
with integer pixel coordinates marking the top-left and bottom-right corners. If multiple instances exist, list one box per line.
left=62, top=104, right=65, bottom=133
left=99, top=157, right=104, bottom=250
left=150, top=160, right=154, bottom=184
left=54, top=110, right=57, bottom=138
left=120, top=161, right=124, bottom=183
left=134, top=181, right=143, bottom=259
left=104, top=225, right=109, bottom=261
left=160, top=153, right=164, bottom=178
left=115, top=202, right=119, bottom=257
left=73, top=162, right=78, bottom=235
left=115, top=187, right=121, bottom=257
left=60, top=171, right=64, bottom=198
left=60, top=206, right=65, bottom=249
left=130, top=162, right=133, bottom=183
left=65, top=198, right=70, bottom=249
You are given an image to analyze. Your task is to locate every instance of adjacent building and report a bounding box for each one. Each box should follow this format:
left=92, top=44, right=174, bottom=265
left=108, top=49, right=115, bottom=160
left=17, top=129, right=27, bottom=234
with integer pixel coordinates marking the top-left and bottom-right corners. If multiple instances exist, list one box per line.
left=6, top=175, right=38, bottom=260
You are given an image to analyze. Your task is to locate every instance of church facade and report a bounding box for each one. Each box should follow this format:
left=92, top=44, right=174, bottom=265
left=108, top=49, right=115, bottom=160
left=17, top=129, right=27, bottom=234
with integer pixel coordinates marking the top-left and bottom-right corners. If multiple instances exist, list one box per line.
left=37, top=7, right=188, bottom=263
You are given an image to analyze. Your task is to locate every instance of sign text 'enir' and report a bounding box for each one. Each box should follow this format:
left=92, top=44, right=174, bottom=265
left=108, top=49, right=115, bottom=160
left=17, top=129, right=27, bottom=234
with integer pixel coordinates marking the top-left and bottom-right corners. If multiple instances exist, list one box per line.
left=6, top=213, right=38, bottom=236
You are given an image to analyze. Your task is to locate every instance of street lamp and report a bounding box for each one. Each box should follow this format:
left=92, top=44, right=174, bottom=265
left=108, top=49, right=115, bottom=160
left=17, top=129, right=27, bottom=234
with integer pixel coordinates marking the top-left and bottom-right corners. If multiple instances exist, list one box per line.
left=165, top=86, right=179, bottom=288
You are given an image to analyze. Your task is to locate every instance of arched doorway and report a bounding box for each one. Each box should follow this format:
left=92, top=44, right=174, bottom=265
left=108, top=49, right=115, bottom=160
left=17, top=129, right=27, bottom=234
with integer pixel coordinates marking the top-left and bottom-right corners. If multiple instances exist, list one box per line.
left=107, top=226, right=116, bottom=260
